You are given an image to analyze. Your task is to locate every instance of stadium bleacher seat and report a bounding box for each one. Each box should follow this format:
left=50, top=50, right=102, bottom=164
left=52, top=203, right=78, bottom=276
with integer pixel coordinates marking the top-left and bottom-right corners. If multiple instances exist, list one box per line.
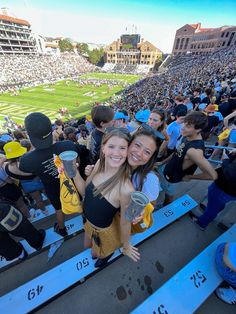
left=132, top=224, right=236, bottom=314
left=0, top=194, right=197, bottom=313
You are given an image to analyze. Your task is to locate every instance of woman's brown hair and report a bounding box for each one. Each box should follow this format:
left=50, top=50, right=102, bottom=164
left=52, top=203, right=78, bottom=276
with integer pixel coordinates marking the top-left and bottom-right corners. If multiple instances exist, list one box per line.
left=150, top=109, right=166, bottom=132
left=92, top=129, right=131, bottom=197
left=131, top=128, right=161, bottom=191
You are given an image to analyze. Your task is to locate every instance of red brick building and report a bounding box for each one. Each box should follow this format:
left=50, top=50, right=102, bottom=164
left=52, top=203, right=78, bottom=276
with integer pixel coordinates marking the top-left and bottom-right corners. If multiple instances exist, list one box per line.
left=172, top=23, right=236, bottom=55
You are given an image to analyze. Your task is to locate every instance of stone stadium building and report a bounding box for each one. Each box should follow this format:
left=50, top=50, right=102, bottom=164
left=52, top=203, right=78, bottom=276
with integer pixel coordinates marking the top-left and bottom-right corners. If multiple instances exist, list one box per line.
left=172, top=23, right=236, bottom=55
left=0, top=7, right=38, bottom=55
left=103, top=34, right=162, bottom=74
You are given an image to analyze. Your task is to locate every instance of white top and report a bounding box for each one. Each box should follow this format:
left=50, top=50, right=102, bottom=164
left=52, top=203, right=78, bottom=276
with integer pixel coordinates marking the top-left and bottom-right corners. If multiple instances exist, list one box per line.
left=132, top=171, right=160, bottom=202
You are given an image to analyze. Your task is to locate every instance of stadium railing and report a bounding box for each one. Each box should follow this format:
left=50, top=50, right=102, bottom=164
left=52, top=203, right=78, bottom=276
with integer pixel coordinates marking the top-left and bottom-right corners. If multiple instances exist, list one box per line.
left=131, top=223, right=236, bottom=314
left=0, top=194, right=197, bottom=313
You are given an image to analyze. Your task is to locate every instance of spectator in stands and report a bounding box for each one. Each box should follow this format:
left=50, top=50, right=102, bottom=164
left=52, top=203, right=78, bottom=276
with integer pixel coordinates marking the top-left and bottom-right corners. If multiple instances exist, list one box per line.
left=20, top=138, right=32, bottom=151
left=228, top=91, right=236, bottom=114
left=113, top=111, right=132, bottom=131
left=0, top=199, right=46, bottom=261
left=52, top=119, right=64, bottom=143
left=19, top=113, right=82, bottom=237
left=159, top=111, right=217, bottom=204
left=88, top=105, right=114, bottom=164
left=13, top=129, right=27, bottom=141
left=147, top=109, right=168, bottom=158
left=3, top=141, right=47, bottom=215
left=170, top=96, right=187, bottom=120
left=165, top=110, right=186, bottom=156
left=201, top=104, right=220, bottom=140
left=200, top=88, right=213, bottom=105
left=190, top=149, right=236, bottom=230
left=128, top=127, right=162, bottom=203
left=191, top=88, right=201, bottom=110
left=215, top=242, right=236, bottom=305
left=0, top=150, right=32, bottom=219
left=63, top=126, right=77, bottom=143
left=82, top=129, right=140, bottom=268
left=77, top=124, right=90, bottom=147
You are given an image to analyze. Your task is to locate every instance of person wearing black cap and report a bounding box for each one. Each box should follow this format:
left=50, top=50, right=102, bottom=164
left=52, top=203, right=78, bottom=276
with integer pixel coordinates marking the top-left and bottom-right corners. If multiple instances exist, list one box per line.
left=19, top=112, right=84, bottom=236
left=0, top=199, right=45, bottom=261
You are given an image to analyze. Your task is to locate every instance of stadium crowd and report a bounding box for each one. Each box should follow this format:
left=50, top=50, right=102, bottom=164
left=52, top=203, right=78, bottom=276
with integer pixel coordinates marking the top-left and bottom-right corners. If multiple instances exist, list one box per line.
left=0, top=53, right=96, bottom=93
left=0, top=46, right=236, bottom=304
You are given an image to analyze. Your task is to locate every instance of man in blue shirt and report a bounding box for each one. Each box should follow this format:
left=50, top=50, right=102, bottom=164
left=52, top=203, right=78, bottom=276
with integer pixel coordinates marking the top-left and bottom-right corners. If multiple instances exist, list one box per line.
left=166, top=110, right=186, bottom=155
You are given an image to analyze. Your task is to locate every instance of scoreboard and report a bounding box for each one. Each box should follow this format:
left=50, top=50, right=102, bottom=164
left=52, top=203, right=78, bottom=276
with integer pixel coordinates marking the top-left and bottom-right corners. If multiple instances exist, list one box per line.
left=121, top=34, right=140, bottom=48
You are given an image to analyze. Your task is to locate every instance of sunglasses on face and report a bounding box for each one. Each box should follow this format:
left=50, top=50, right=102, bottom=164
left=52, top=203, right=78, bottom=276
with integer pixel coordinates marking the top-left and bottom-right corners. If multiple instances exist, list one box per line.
left=139, top=123, right=165, bottom=141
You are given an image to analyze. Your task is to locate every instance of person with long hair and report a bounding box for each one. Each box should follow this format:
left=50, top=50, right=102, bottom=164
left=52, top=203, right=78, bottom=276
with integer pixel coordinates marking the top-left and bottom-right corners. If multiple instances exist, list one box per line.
left=147, top=109, right=169, bottom=159
left=86, top=127, right=162, bottom=204
left=81, top=129, right=140, bottom=268
left=128, top=127, right=162, bottom=203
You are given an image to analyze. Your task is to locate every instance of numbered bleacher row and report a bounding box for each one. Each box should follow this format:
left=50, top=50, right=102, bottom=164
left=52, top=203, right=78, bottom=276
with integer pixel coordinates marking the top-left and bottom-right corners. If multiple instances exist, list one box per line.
left=0, top=194, right=197, bottom=313
left=132, top=223, right=236, bottom=314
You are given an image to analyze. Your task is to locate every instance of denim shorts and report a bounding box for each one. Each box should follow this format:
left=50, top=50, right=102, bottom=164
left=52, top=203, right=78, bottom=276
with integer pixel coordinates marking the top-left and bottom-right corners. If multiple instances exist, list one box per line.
left=20, top=180, right=44, bottom=193
left=215, top=243, right=236, bottom=288
left=157, top=164, right=177, bottom=196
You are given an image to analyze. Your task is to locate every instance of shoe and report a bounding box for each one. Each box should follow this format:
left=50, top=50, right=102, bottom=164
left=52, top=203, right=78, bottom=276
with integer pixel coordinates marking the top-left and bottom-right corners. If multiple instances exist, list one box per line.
left=94, top=253, right=114, bottom=268
left=189, top=212, right=206, bottom=231
left=28, top=208, right=35, bottom=222
left=35, top=229, right=46, bottom=251
left=54, top=223, right=68, bottom=237
left=199, top=203, right=206, bottom=211
left=42, top=209, right=49, bottom=216
left=215, top=286, right=236, bottom=305
left=18, top=245, right=28, bottom=261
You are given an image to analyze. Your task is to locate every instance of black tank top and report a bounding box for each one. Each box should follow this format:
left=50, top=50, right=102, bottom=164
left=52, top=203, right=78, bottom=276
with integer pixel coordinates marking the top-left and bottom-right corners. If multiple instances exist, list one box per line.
left=164, top=137, right=205, bottom=183
left=83, top=181, right=119, bottom=228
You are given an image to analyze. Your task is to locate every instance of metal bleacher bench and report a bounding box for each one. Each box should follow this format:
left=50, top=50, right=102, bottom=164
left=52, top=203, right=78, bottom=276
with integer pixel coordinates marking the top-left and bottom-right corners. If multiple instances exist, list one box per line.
left=131, top=223, right=236, bottom=314
left=0, top=194, right=197, bottom=314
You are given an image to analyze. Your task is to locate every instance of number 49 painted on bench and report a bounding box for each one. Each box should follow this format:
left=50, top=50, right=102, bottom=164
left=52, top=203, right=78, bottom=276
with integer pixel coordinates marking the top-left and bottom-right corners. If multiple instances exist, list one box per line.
left=27, top=285, right=43, bottom=301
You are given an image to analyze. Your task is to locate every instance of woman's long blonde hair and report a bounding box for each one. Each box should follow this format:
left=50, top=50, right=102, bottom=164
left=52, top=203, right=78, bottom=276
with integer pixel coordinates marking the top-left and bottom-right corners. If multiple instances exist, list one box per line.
left=92, top=129, right=131, bottom=197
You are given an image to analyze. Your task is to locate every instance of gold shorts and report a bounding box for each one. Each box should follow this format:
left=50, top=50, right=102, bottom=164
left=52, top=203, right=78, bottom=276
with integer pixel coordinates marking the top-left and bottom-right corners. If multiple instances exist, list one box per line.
left=84, top=212, right=121, bottom=258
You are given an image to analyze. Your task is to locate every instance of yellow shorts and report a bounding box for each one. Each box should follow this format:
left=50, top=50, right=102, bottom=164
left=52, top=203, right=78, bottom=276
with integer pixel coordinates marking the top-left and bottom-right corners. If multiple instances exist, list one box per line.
left=84, top=212, right=121, bottom=258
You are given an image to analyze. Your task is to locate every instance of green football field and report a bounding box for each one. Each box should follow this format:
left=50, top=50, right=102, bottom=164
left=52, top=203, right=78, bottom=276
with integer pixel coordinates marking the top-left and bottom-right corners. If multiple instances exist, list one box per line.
left=0, top=72, right=141, bottom=129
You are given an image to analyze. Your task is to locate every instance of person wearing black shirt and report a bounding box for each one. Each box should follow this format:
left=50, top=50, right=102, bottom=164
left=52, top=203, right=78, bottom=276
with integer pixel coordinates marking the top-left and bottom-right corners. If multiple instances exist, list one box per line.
left=228, top=91, right=236, bottom=114
left=170, top=95, right=187, bottom=120
left=191, top=88, right=201, bottom=110
left=88, top=105, right=114, bottom=164
left=160, top=112, right=217, bottom=204
left=200, top=87, right=213, bottom=105
left=0, top=199, right=45, bottom=261
left=201, top=104, right=220, bottom=140
left=19, top=113, right=84, bottom=237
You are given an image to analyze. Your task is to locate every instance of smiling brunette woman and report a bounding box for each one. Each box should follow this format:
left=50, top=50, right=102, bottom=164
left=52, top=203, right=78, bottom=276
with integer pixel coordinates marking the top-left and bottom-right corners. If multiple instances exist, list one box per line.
left=128, top=127, right=162, bottom=203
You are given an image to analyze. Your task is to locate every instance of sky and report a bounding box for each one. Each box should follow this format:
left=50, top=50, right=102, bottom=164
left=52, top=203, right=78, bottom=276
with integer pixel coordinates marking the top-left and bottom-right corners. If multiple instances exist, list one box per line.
left=1, top=0, right=236, bottom=53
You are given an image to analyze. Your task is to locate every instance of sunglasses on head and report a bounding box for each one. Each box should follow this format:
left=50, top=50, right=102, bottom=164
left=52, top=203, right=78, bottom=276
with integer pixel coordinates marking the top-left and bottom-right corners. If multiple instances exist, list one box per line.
left=105, top=126, right=130, bottom=135
left=139, top=123, right=165, bottom=141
